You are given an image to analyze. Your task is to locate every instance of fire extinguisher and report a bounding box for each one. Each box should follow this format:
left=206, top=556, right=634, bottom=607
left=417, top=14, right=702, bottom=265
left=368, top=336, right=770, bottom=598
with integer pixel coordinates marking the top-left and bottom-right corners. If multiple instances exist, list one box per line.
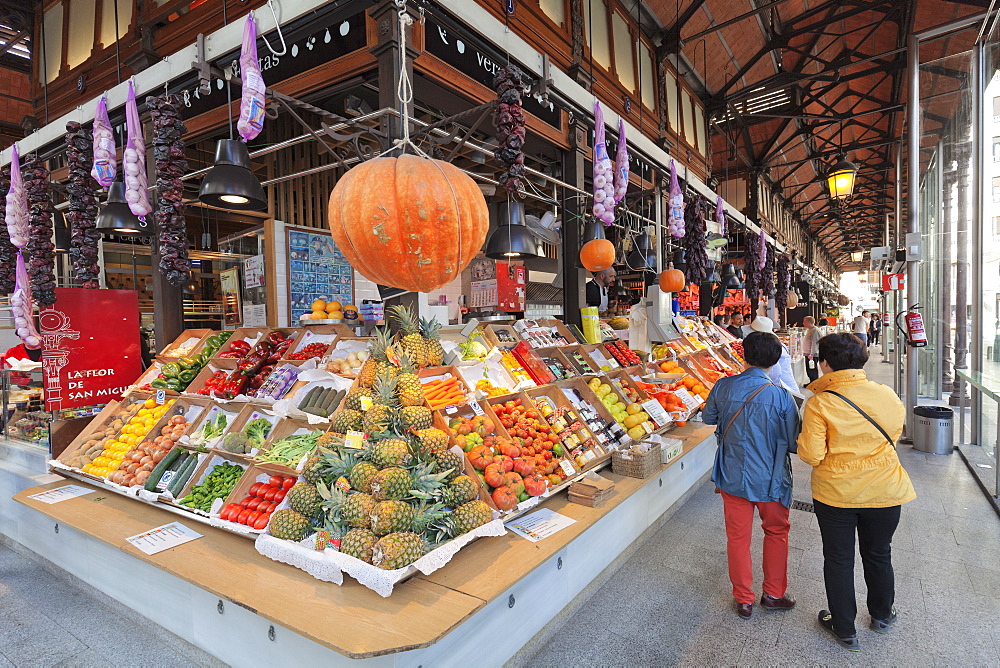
left=896, top=305, right=927, bottom=348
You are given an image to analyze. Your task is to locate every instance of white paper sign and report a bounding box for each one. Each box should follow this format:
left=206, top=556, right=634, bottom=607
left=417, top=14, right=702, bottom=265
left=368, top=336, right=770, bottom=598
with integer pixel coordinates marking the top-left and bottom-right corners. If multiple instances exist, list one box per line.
left=506, top=508, right=577, bottom=543
left=125, top=522, right=203, bottom=555
left=641, top=399, right=670, bottom=427
left=28, top=484, right=94, bottom=504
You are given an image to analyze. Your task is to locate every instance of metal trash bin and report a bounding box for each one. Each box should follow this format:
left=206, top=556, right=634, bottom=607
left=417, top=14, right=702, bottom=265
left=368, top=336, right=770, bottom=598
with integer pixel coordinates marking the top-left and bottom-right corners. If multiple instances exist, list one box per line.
left=912, top=406, right=954, bottom=455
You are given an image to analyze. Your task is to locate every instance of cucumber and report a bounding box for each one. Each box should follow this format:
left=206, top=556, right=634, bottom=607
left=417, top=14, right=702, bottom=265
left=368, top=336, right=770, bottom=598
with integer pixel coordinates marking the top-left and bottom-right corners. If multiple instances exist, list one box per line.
left=324, top=389, right=345, bottom=414
left=314, top=387, right=333, bottom=409
left=298, top=387, right=320, bottom=410
left=167, top=454, right=199, bottom=497
left=301, top=406, right=329, bottom=417
left=144, top=446, right=184, bottom=492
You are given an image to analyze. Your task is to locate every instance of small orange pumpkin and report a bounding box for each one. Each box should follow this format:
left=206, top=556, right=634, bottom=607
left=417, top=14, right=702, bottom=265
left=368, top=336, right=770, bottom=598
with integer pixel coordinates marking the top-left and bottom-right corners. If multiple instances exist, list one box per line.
left=328, top=154, right=489, bottom=292
left=659, top=264, right=686, bottom=293
left=580, top=239, right=615, bottom=272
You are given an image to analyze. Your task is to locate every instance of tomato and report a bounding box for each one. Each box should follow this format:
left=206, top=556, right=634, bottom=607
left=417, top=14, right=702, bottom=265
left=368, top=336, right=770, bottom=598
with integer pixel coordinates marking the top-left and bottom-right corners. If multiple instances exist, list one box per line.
left=268, top=476, right=284, bottom=488
left=220, top=503, right=239, bottom=521
left=273, top=489, right=287, bottom=502
left=246, top=497, right=263, bottom=512
left=249, top=482, right=264, bottom=497
left=240, top=496, right=255, bottom=507
left=281, top=477, right=295, bottom=490
left=247, top=510, right=261, bottom=526
left=237, top=509, right=252, bottom=525
left=253, top=514, right=270, bottom=530
left=265, top=487, right=278, bottom=502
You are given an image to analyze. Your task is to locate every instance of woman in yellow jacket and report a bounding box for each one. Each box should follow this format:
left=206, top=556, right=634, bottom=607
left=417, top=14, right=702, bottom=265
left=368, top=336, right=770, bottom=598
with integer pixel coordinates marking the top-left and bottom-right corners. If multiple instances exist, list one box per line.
left=798, top=332, right=916, bottom=652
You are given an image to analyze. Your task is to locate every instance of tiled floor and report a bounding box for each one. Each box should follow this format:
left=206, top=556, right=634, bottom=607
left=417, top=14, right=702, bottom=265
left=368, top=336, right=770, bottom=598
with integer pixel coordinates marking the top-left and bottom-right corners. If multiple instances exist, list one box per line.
left=527, top=351, right=1000, bottom=666
left=0, top=543, right=222, bottom=667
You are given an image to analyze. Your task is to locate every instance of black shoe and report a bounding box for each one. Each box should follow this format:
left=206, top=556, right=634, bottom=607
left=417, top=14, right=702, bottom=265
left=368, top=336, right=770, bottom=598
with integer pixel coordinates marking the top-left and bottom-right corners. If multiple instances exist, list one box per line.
left=870, top=607, right=898, bottom=634
left=760, top=593, right=796, bottom=611
left=818, top=610, right=860, bottom=651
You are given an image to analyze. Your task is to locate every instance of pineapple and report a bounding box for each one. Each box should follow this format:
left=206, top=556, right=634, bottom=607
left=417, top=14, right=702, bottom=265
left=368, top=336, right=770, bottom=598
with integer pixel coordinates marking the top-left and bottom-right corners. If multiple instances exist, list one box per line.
left=340, top=528, right=378, bottom=563
left=361, top=328, right=393, bottom=388
left=371, top=500, right=415, bottom=536
left=331, top=409, right=363, bottom=434
left=395, top=354, right=424, bottom=407
left=345, top=388, right=373, bottom=411
left=364, top=374, right=400, bottom=434
left=430, top=500, right=492, bottom=543
left=420, top=317, right=445, bottom=367
left=340, top=492, right=376, bottom=528
left=269, top=508, right=313, bottom=541
left=433, top=450, right=464, bottom=481
left=368, top=437, right=412, bottom=469
left=369, top=467, right=412, bottom=501
left=444, top=475, right=479, bottom=506
left=317, top=432, right=343, bottom=449
left=372, top=531, right=426, bottom=570
left=349, top=460, right=380, bottom=493
left=401, top=405, right=433, bottom=430
left=390, top=305, right=427, bottom=367
left=287, top=482, right=323, bottom=517
left=414, top=427, right=449, bottom=455
left=302, top=454, right=325, bottom=485
left=411, top=501, right=449, bottom=534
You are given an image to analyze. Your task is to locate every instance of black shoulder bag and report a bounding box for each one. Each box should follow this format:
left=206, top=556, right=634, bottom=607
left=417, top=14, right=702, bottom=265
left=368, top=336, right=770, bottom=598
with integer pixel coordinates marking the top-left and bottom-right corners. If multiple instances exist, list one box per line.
left=823, top=390, right=896, bottom=448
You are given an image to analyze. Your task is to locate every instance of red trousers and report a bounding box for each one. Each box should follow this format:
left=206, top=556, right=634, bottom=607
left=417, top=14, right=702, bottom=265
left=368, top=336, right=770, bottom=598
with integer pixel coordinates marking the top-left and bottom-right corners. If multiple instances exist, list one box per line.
left=721, top=491, right=791, bottom=604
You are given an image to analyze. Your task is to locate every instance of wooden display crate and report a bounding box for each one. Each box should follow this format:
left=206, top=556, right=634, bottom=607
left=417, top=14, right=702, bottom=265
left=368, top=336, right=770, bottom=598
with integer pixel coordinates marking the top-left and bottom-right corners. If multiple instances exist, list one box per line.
left=523, top=385, right=607, bottom=473
left=532, top=346, right=578, bottom=382
left=580, top=343, right=620, bottom=372
left=516, top=318, right=579, bottom=346
left=212, top=327, right=270, bottom=360
left=172, top=452, right=252, bottom=513
left=418, top=365, right=470, bottom=411
left=256, top=418, right=326, bottom=474
left=185, top=402, right=244, bottom=450
left=56, top=392, right=152, bottom=469
left=281, top=326, right=340, bottom=362
left=480, top=323, right=520, bottom=350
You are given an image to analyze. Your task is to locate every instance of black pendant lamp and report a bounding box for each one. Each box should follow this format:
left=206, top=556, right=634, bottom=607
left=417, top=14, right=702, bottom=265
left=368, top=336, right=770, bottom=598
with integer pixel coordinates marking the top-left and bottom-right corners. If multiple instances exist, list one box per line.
left=583, top=219, right=606, bottom=242
left=485, top=199, right=542, bottom=259
left=626, top=231, right=656, bottom=271
left=95, top=182, right=151, bottom=235
left=721, top=263, right=743, bottom=289
left=672, top=249, right=687, bottom=271
left=198, top=139, right=267, bottom=211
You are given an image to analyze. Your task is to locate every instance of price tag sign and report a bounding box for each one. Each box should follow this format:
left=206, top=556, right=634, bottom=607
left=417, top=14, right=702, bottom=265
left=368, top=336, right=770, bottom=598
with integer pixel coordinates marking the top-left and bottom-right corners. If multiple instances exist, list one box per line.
left=445, top=405, right=458, bottom=415
left=156, top=390, right=166, bottom=405
left=641, top=399, right=670, bottom=427
left=345, top=430, right=365, bottom=449
left=359, top=396, right=373, bottom=412
left=470, top=401, right=485, bottom=416
left=673, top=388, right=703, bottom=413
left=559, top=459, right=577, bottom=476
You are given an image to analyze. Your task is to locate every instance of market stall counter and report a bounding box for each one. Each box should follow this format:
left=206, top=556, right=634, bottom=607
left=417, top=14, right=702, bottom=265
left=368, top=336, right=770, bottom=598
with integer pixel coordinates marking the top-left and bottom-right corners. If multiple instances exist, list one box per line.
left=12, top=422, right=716, bottom=666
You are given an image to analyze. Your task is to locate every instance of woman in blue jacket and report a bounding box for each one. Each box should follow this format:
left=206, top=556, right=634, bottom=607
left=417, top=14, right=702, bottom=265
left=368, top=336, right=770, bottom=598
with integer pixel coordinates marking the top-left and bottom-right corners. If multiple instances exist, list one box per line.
left=703, top=332, right=801, bottom=619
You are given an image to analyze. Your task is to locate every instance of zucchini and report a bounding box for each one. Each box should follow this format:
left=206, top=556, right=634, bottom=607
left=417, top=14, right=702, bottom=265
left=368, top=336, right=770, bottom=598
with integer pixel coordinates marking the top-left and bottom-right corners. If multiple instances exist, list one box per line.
left=298, top=387, right=321, bottom=410
left=324, top=389, right=345, bottom=414
left=167, top=454, right=199, bottom=497
left=301, top=406, right=329, bottom=417
left=144, top=446, right=184, bottom=492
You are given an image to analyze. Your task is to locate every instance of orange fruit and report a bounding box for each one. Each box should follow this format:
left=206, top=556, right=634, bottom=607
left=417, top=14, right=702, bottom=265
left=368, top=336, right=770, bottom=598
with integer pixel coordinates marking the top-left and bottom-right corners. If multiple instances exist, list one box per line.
left=675, top=420, right=687, bottom=427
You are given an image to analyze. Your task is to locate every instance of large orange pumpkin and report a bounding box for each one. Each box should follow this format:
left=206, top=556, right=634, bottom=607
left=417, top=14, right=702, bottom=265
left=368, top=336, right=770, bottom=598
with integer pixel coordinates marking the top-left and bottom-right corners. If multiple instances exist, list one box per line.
left=659, top=265, right=686, bottom=293
left=580, top=239, right=615, bottom=272
left=328, top=155, right=489, bottom=292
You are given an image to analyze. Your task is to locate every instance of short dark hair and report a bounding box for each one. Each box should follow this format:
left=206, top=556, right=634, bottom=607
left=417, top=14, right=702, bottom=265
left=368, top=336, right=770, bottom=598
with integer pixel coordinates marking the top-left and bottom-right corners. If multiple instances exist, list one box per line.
left=714, top=314, right=728, bottom=325
left=743, top=332, right=782, bottom=368
left=817, top=332, right=869, bottom=370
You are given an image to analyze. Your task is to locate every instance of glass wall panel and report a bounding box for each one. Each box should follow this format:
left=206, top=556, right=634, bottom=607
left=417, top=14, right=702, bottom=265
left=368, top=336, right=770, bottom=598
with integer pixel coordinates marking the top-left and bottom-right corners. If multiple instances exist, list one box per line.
left=40, top=3, right=63, bottom=84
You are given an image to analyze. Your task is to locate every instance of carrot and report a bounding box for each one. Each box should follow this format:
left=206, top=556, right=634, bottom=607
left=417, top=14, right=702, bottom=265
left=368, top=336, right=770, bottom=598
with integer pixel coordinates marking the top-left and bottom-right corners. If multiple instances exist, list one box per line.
left=429, top=392, right=465, bottom=408
left=425, top=378, right=459, bottom=399
left=424, top=379, right=443, bottom=387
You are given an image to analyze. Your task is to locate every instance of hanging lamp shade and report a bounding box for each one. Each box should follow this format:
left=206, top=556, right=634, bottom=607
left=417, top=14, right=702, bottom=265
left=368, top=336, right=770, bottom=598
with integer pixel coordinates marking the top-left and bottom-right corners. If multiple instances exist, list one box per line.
left=626, top=232, right=656, bottom=271
left=95, top=182, right=151, bottom=235
left=610, top=282, right=631, bottom=300
left=583, top=219, right=606, bottom=242
left=826, top=155, right=858, bottom=200
left=672, top=249, right=687, bottom=270
left=706, top=263, right=722, bottom=284
left=198, top=139, right=267, bottom=211
left=850, top=247, right=865, bottom=263
left=721, top=263, right=743, bottom=289
left=485, top=199, right=542, bottom=259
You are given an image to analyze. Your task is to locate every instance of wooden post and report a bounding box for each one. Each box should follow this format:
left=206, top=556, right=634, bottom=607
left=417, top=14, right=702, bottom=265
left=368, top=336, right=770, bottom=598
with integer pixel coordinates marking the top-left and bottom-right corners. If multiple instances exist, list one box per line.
left=561, top=122, right=588, bottom=330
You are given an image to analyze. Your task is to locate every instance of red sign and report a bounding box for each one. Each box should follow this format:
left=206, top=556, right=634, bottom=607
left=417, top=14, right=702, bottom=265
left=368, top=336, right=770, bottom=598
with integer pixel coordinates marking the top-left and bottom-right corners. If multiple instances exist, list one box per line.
left=39, top=288, right=142, bottom=411
left=882, top=273, right=905, bottom=291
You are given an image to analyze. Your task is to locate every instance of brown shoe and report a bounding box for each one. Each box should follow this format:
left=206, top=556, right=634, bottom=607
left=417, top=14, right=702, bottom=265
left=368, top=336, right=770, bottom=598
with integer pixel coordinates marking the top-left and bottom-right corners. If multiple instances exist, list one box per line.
left=760, top=593, right=796, bottom=611
left=737, top=602, right=753, bottom=618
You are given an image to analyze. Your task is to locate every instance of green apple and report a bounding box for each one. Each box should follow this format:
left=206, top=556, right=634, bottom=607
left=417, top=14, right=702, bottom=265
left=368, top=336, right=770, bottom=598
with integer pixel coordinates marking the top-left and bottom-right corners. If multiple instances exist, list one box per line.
left=614, top=401, right=627, bottom=413
left=602, top=395, right=617, bottom=408
left=596, top=384, right=612, bottom=398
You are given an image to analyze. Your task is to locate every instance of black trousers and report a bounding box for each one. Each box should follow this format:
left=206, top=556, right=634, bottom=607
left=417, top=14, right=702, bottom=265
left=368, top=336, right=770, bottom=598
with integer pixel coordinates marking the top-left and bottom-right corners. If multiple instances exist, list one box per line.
left=813, top=499, right=901, bottom=636
left=870, top=329, right=880, bottom=345
left=805, top=355, right=819, bottom=383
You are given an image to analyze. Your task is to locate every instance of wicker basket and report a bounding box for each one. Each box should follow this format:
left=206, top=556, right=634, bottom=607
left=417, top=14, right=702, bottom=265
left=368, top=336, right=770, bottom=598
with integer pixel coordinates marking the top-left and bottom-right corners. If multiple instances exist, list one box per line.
left=611, top=443, right=662, bottom=479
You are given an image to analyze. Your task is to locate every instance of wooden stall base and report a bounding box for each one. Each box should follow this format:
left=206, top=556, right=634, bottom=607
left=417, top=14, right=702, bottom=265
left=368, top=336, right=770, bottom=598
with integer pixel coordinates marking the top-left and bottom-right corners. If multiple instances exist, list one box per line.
left=15, top=423, right=716, bottom=660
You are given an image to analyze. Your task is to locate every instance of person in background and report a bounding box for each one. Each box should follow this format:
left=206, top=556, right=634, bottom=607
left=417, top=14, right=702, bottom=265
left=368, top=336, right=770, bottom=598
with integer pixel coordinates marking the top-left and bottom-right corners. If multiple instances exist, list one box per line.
left=852, top=310, right=870, bottom=346
left=703, top=332, right=800, bottom=619
left=869, top=313, right=881, bottom=346
left=727, top=312, right=745, bottom=339
left=802, top=316, right=821, bottom=384
left=750, top=317, right=798, bottom=392
left=3, top=341, right=42, bottom=386
left=585, top=268, right=617, bottom=312
left=798, top=333, right=915, bottom=652
left=714, top=314, right=729, bottom=329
